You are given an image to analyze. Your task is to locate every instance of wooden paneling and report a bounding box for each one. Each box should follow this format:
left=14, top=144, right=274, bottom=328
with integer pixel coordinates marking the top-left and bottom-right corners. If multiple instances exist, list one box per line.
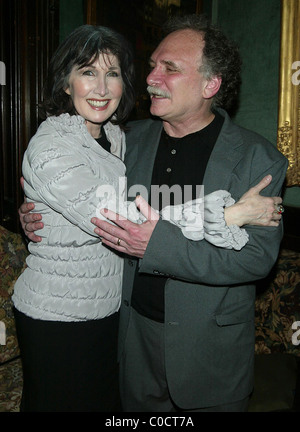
left=0, top=0, right=59, bottom=232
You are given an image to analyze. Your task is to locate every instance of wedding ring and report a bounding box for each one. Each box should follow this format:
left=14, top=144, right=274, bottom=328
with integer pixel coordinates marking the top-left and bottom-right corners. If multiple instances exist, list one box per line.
left=117, top=238, right=121, bottom=246
left=275, top=204, right=284, bottom=214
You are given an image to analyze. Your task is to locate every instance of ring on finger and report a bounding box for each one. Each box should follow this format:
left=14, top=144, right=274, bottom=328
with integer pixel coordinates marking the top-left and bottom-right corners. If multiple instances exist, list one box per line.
left=274, top=204, right=284, bottom=215
left=117, top=238, right=121, bottom=246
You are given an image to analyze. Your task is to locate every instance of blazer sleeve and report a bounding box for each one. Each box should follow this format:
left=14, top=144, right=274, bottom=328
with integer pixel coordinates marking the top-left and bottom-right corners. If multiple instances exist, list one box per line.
left=139, top=156, right=288, bottom=286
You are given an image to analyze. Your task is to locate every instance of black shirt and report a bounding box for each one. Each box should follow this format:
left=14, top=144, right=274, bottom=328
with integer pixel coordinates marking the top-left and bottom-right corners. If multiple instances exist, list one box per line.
left=95, top=129, right=111, bottom=153
left=131, top=111, right=224, bottom=322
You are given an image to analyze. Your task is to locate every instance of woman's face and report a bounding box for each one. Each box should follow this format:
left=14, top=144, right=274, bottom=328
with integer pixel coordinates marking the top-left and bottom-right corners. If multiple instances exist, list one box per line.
left=65, top=52, right=123, bottom=138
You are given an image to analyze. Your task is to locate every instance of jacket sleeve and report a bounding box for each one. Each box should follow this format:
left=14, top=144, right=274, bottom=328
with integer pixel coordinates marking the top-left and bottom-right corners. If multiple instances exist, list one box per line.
left=139, top=156, right=288, bottom=286
left=161, top=190, right=249, bottom=250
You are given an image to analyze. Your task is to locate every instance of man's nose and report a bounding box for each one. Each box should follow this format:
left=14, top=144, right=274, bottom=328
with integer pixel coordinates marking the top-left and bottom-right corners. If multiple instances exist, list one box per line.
left=146, top=69, right=162, bottom=86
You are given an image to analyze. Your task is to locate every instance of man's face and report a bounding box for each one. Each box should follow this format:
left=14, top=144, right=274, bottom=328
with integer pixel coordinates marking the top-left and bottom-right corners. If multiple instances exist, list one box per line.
left=146, top=29, right=209, bottom=128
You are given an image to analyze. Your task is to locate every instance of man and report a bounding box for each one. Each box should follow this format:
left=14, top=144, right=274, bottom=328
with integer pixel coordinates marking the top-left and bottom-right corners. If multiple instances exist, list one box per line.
left=20, top=15, right=287, bottom=412
left=90, top=15, right=288, bottom=412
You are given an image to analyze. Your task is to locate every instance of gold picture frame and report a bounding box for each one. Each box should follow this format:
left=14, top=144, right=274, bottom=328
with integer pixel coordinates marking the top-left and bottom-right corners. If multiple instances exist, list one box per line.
left=277, top=0, right=300, bottom=186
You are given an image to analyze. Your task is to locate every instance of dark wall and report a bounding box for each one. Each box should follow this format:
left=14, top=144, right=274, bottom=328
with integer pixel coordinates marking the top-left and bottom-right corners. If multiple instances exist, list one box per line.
left=214, top=0, right=281, bottom=146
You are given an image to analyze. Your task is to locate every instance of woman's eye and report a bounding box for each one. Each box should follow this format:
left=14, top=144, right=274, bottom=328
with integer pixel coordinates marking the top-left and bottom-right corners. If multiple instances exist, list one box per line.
left=82, top=70, right=94, bottom=76
left=107, top=71, right=119, bottom=77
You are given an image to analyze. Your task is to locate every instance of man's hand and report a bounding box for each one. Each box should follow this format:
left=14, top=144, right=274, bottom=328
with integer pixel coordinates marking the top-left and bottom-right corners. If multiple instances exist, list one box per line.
left=19, top=201, right=43, bottom=242
left=91, top=195, right=159, bottom=259
left=19, top=176, right=43, bottom=242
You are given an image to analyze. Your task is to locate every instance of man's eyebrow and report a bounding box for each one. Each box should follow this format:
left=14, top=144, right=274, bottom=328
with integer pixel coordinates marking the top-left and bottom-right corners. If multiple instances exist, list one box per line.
left=162, top=60, right=179, bottom=68
left=149, top=58, right=179, bottom=68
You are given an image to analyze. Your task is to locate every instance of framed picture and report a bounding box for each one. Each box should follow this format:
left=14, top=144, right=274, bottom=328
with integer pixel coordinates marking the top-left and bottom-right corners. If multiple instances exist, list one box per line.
left=277, top=0, right=300, bottom=186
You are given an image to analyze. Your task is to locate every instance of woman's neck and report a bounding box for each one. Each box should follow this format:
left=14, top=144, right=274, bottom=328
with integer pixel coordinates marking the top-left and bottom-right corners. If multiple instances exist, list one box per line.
left=86, top=120, right=102, bottom=139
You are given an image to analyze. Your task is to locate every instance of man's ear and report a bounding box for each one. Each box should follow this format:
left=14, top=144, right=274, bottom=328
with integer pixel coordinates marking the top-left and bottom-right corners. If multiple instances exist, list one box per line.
left=203, top=76, right=222, bottom=99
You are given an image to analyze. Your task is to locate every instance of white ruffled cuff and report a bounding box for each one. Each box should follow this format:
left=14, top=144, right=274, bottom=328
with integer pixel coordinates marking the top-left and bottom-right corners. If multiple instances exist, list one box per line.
left=161, top=190, right=249, bottom=250
left=203, top=191, right=249, bottom=250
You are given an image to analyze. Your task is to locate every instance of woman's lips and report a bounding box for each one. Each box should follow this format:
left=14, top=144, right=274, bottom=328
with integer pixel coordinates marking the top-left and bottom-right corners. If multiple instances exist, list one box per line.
left=87, top=99, right=109, bottom=109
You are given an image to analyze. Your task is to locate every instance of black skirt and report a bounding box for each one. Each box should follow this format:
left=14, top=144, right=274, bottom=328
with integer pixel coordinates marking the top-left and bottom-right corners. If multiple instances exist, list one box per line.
left=14, top=307, right=121, bottom=412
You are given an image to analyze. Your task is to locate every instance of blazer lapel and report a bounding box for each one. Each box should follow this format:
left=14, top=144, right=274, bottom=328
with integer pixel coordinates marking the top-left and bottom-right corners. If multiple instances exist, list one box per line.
left=203, top=109, right=244, bottom=194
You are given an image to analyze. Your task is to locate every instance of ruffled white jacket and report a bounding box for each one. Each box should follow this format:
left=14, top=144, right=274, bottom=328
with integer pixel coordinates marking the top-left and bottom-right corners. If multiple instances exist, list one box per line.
left=13, top=114, right=127, bottom=321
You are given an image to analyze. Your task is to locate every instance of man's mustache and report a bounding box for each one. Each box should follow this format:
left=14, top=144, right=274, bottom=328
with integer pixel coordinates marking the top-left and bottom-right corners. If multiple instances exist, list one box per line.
left=147, top=85, right=171, bottom=99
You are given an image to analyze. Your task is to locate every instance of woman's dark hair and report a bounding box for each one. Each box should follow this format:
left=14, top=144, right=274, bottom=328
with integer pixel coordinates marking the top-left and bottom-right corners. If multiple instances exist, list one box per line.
left=163, top=14, right=242, bottom=110
left=41, top=25, right=135, bottom=125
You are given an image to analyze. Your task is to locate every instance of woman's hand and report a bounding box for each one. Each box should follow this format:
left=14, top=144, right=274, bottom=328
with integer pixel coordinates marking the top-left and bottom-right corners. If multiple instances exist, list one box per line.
left=224, top=175, right=284, bottom=227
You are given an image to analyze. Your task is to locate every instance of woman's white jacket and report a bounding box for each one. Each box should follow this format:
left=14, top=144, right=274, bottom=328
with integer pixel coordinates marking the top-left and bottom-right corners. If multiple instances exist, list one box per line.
left=13, top=114, right=126, bottom=321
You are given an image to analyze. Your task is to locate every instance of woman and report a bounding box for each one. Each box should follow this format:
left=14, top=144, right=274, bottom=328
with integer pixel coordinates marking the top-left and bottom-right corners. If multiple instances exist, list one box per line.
left=14, top=24, right=282, bottom=412
left=13, top=24, right=135, bottom=412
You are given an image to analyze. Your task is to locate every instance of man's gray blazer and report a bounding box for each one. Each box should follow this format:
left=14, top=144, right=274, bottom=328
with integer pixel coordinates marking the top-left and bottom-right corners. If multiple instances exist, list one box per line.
left=118, top=109, right=288, bottom=409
